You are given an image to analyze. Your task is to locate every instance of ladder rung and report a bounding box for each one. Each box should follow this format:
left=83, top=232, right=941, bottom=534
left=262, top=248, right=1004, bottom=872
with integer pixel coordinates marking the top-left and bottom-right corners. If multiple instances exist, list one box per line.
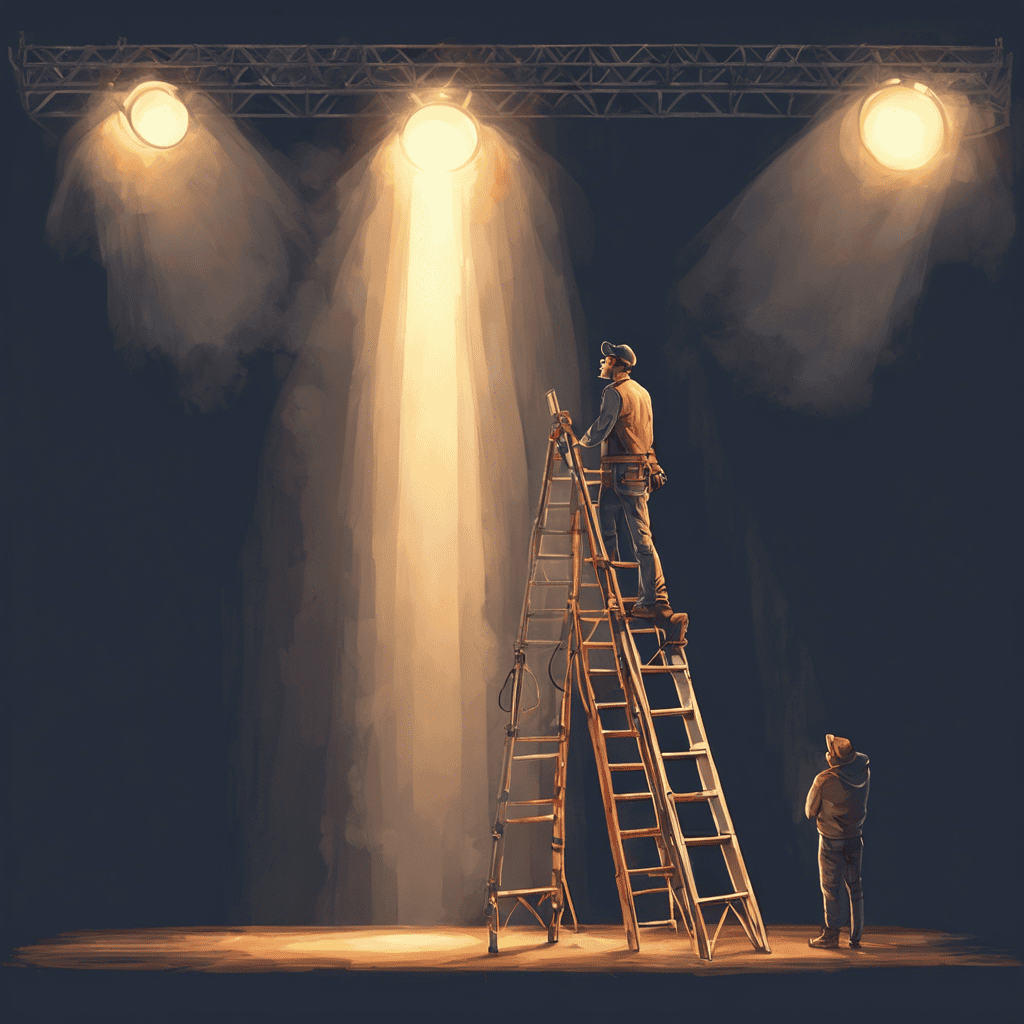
left=505, top=814, right=557, bottom=824
left=609, top=762, right=646, bottom=771
left=513, top=752, right=561, bottom=761
left=594, top=701, right=628, bottom=709
left=613, top=791, right=652, bottom=802
left=639, top=665, right=684, bottom=674
left=529, top=580, right=571, bottom=586
left=685, top=835, right=732, bottom=847
left=535, top=554, right=572, bottom=560
left=496, top=886, right=559, bottom=898
left=650, top=707, right=694, bottom=718
left=696, top=891, right=749, bottom=905
left=663, top=748, right=707, bottom=760
left=507, top=798, right=555, bottom=806
left=672, top=790, right=718, bottom=803
left=620, top=827, right=661, bottom=839
left=515, top=735, right=563, bottom=743
left=628, top=866, right=675, bottom=877
left=589, top=668, right=622, bottom=676
left=583, top=642, right=615, bottom=649
left=631, top=887, right=672, bottom=897
left=638, top=919, right=678, bottom=927
left=601, top=729, right=638, bottom=739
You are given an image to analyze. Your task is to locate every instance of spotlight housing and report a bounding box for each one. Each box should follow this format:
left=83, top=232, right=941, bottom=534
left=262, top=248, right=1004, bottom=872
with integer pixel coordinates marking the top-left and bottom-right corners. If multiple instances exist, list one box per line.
left=401, top=102, right=480, bottom=173
left=123, top=80, right=189, bottom=149
left=858, top=79, right=946, bottom=172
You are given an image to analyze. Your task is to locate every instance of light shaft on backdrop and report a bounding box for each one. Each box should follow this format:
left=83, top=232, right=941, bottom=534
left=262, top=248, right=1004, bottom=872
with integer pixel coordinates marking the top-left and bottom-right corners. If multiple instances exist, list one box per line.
left=233, top=107, right=583, bottom=924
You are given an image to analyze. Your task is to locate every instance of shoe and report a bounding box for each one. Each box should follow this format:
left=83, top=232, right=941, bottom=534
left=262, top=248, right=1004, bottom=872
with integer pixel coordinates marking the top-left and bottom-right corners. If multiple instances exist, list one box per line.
left=808, top=929, right=840, bottom=949
left=849, top=939, right=861, bottom=949
left=630, top=605, right=656, bottom=619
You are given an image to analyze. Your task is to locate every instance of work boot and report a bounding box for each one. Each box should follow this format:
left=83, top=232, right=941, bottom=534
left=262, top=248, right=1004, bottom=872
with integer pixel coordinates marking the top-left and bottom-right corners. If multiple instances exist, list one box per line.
left=808, top=928, right=840, bottom=949
left=850, top=900, right=864, bottom=948
left=665, top=612, right=689, bottom=647
left=630, top=604, right=656, bottom=619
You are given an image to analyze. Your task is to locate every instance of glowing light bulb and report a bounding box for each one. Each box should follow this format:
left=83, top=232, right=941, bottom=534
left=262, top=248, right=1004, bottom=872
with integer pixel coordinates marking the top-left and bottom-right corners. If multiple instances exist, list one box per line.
left=125, top=81, right=189, bottom=149
left=401, top=103, right=479, bottom=173
left=858, top=81, right=946, bottom=171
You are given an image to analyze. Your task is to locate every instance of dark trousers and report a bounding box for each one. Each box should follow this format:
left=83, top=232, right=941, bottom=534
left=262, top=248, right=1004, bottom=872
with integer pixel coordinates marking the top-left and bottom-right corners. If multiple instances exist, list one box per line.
left=818, top=835, right=864, bottom=931
left=598, top=472, right=668, bottom=607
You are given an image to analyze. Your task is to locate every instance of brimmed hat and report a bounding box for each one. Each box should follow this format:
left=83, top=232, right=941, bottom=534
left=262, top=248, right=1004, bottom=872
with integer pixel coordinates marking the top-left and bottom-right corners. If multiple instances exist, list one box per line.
left=826, top=734, right=855, bottom=765
left=600, top=340, right=636, bottom=368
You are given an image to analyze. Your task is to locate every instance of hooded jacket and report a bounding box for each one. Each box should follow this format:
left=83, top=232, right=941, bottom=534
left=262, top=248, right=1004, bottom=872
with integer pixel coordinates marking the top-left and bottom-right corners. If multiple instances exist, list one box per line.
left=804, top=752, right=871, bottom=839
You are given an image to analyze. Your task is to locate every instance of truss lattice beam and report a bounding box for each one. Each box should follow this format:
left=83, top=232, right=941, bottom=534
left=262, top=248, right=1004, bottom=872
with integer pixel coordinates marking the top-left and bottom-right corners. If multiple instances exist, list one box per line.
left=9, top=40, right=1012, bottom=129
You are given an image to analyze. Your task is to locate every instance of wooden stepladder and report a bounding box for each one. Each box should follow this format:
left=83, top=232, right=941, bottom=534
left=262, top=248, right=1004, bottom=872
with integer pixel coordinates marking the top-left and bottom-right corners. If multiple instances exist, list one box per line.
left=485, top=391, right=770, bottom=961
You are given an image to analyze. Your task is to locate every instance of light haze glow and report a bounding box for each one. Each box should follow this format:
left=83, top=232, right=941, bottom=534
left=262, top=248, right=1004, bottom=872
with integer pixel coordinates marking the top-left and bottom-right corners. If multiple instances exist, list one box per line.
left=241, top=125, right=583, bottom=924
left=859, top=82, right=945, bottom=171
left=402, top=103, right=480, bottom=172
left=124, top=81, right=190, bottom=149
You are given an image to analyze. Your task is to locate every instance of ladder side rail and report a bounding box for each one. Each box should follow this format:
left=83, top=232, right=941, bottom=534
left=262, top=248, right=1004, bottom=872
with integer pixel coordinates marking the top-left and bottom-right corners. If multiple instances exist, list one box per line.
left=486, top=440, right=564, bottom=952
left=518, top=438, right=566, bottom=639
left=562, top=431, right=712, bottom=957
left=571, top=600, right=642, bottom=951
left=662, top=644, right=771, bottom=952
left=547, top=519, right=579, bottom=942
left=606, top=610, right=712, bottom=958
left=567, top=505, right=642, bottom=949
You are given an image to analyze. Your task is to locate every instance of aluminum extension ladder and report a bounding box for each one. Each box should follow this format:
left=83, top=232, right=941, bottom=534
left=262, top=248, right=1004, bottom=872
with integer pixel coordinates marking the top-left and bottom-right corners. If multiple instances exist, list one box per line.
left=484, top=390, right=771, bottom=961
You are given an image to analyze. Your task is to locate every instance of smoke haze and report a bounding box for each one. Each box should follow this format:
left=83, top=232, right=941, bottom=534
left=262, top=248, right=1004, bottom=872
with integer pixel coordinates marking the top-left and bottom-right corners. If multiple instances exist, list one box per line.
left=46, top=90, right=308, bottom=408
left=237, top=126, right=585, bottom=924
left=674, top=90, right=1015, bottom=413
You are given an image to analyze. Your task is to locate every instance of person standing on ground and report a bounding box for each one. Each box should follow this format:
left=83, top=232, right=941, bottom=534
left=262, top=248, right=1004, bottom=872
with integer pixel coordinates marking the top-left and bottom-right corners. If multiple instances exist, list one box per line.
left=805, top=733, right=871, bottom=949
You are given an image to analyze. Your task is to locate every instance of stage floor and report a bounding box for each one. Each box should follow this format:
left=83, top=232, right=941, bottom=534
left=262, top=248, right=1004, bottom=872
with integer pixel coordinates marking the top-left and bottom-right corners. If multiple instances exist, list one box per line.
left=9, top=923, right=1019, bottom=975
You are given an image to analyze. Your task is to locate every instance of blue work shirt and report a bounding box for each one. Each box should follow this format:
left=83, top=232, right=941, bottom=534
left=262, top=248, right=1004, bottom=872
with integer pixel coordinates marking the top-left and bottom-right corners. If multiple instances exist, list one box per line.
left=579, top=382, right=628, bottom=455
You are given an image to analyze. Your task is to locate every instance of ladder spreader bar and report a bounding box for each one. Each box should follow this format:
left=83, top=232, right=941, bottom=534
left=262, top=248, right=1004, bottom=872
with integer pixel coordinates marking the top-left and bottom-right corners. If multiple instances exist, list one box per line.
left=496, top=886, right=560, bottom=898
left=696, top=891, right=749, bottom=905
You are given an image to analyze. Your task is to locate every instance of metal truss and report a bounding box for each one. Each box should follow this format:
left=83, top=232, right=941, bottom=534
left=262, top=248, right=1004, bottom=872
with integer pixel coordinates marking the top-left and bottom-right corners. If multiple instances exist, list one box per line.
left=9, top=38, right=1012, bottom=131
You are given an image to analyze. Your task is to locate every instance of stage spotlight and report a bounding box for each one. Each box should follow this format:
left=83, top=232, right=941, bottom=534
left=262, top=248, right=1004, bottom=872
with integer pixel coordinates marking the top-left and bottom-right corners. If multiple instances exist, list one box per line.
left=123, top=81, right=189, bottom=149
left=401, top=102, right=480, bottom=173
left=858, top=80, right=946, bottom=171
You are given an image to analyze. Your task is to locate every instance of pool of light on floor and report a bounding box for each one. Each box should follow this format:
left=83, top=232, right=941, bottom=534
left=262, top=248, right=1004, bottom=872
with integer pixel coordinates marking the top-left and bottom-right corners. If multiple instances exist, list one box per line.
left=284, top=930, right=480, bottom=954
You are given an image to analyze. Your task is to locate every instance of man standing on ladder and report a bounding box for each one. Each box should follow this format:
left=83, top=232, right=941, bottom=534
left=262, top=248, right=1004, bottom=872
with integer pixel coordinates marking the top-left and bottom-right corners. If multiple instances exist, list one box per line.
left=562, top=341, right=673, bottom=620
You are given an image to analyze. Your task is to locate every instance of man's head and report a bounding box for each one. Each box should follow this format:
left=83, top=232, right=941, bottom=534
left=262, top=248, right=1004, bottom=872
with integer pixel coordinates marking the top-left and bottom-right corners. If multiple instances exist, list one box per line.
left=599, top=341, right=637, bottom=379
left=825, top=734, right=855, bottom=767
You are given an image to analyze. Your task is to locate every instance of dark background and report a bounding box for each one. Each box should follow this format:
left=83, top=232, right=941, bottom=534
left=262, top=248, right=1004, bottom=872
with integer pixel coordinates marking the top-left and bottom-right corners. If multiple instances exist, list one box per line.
left=3, top=1, right=1021, bottom=1020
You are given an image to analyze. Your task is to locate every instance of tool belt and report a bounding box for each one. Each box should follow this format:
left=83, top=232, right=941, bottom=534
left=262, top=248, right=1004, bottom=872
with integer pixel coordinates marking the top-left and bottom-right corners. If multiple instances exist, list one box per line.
left=600, top=452, right=667, bottom=491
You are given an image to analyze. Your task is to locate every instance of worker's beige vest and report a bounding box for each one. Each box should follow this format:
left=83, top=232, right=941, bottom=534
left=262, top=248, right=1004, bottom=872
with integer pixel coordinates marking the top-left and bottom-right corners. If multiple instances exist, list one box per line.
left=610, top=377, right=654, bottom=454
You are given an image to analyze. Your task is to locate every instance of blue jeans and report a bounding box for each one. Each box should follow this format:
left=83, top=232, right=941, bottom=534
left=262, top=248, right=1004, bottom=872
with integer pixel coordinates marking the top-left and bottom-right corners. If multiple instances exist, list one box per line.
left=818, top=835, right=864, bottom=930
left=598, top=466, right=668, bottom=607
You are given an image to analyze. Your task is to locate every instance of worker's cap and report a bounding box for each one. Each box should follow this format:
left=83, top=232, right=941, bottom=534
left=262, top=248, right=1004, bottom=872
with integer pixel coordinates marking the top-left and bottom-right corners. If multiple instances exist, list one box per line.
left=825, top=734, right=855, bottom=764
left=600, top=341, right=636, bottom=368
